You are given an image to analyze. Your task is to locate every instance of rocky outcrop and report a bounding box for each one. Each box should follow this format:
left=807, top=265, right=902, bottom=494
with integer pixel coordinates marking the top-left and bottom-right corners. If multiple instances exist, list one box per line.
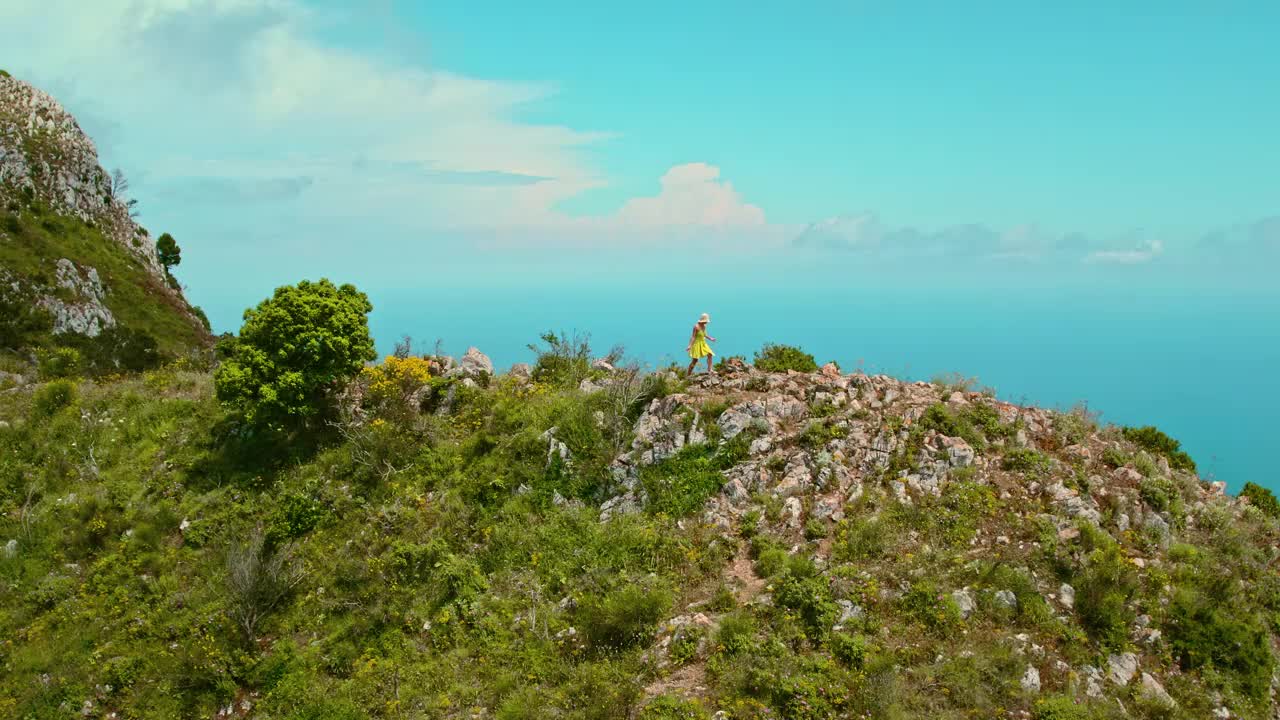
left=0, top=73, right=163, bottom=276
left=0, top=73, right=207, bottom=352
left=36, top=258, right=115, bottom=336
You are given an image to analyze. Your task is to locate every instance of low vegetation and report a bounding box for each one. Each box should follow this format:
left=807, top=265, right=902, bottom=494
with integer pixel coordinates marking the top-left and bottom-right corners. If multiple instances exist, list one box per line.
left=1, top=293, right=1277, bottom=719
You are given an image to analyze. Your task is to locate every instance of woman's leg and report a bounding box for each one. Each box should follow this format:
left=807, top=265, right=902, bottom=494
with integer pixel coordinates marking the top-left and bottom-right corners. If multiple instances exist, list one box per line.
left=686, top=358, right=698, bottom=376
left=705, top=356, right=714, bottom=373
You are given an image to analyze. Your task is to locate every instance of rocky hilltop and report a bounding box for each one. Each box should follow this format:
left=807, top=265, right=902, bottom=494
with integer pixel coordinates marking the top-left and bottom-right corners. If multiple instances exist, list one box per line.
left=7, top=335, right=1275, bottom=719
left=0, top=71, right=207, bottom=362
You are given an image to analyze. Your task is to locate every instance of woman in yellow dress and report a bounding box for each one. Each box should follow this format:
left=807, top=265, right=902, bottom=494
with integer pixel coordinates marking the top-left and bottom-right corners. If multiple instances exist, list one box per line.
left=685, top=312, right=717, bottom=376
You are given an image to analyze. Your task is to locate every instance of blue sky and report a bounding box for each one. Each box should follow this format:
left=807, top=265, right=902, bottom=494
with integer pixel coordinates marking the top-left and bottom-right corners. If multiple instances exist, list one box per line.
left=1, top=0, right=1277, bottom=321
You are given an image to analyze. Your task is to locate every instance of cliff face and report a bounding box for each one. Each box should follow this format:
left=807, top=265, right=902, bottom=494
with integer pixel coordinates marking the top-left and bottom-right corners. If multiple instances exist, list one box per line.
left=0, top=71, right=207, bottom=356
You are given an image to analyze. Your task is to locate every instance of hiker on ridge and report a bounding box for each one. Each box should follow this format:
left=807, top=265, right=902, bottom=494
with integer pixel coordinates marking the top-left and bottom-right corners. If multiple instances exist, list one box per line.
left=685, top=312, right=717, bottom=376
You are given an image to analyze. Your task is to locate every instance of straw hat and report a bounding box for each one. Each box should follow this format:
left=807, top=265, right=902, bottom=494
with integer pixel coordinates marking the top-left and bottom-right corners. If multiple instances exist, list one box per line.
left=698, top=313, right=711, bottom=324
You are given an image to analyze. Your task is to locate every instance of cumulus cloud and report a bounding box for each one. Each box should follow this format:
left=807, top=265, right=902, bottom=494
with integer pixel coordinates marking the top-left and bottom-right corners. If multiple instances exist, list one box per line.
left=607, top=163, right=765, bottom=228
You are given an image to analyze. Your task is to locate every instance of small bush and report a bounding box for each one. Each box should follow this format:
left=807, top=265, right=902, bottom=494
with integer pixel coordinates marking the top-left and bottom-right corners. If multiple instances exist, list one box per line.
left=1167, top=588, right=1274, bottom=701
left=835, top=517, right=890, bottom=561
left=32, top=379, right=77, bottom=416
left=1101, top=447, right=1129, bottom=469
left=829, top=632, right=868, bottom=668
left=773, top=569, right=838, bottom=641
left=1002, top=448, right=1051, bottom=475
left=1033, top=695, right=1090, bottom=720
left=577, top=584, right=672, bottom=653
left=1121, top=425, right=1196, bottom=472
left=640, top=436, right=749, bottom=516
left=715, top=612, right=756, bottom=655
left=527, top=330, right=607, bottom=388
left=1139, top=476, right=1184, bottom=517
left=1240, top=482, right=1280, bottom=518
left=753, top=343, right=818, bottom=373
left=798, top=419, right=846, bottom=449
left=225, top=528, right=305, bottom=648
left=37, top=346, right=81, bottom=379
left=639, top=695, right=709, bottom=720
left=900, top=581, right=963, bottom=636
left=1074, top=545, right=1138, bottom=650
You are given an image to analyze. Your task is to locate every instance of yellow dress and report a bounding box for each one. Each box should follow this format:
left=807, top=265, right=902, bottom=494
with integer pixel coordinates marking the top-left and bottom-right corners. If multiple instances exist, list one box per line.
left=688, top=327, right=714, bottom=359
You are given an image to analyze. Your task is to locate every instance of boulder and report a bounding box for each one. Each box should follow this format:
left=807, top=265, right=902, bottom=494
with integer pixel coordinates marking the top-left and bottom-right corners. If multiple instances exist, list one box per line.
left=993, top=590, right=1018, bottom=610
left=2, top=538, right=16, bottom=558
left=952, top=588, right=977, bottom=619
left=1139, top=672, right=1175, bottom=707
left=1058, top=583, right=1075, bottom=610
left=1107, top=652, right=1138, bottom=686
left=452, top=347, right=493, bottom=379
left=509, top=363, right=532, bottom=381
left=1020, top=665, right=1041, bottom=693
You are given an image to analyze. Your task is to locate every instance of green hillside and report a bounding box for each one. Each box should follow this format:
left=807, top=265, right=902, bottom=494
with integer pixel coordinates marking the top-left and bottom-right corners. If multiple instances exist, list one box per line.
left=1, top=333, right=1276, bottom=719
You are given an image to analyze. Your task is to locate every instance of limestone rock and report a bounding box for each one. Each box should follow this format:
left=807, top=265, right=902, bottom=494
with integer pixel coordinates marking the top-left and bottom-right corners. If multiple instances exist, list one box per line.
left=993, top=590, right=1018, bottom=610
left=952, top=588, right=977, bottom=619
left=1107, top=652, right=1138, bottom=686
left=1058, top=583, right=1075, bottom=610
left=509, top=363, right=532, bottom=381
left=1139, top=672, right=1175, bottom=707
left=1020, top=665, right=1041, bottom=693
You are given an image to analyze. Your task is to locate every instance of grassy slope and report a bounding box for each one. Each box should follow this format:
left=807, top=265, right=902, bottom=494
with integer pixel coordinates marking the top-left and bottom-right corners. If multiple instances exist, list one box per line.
left=1, top=366, right=1277, bottom=719
left=0, top=201, right=207, bottom=355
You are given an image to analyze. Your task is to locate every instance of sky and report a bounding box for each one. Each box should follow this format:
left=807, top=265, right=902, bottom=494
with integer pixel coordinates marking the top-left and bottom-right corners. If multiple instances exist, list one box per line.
left=3, top=1, right=1279, bottom=488
left=0, top=0, right=1277, bottom=319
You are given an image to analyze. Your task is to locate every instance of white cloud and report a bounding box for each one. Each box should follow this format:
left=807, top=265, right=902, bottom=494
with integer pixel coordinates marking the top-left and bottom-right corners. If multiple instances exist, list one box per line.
left=0, top=1, right=776, bottom=240
left=605, top=163, right=765, bottom=228
left=1084, top=239, right=1164, bottom=265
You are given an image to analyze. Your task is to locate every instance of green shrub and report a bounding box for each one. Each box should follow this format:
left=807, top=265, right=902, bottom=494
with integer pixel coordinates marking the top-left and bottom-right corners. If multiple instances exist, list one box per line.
left=1167, top=588, right=1274, bottom=701
left=1074, top=545, right=1138, bottom=650
left=753, top=343, right=818, bottom=373
left=1240, top=482, right=1280, bottom=518
left=61, top=326, right=164, bottom=374
left=0, top=69, right=10, bottom=78
left=527, top=330, right=604, bottom=387
left=774, top=569, right=838, bottom=641
left=214, top=279, right=376, bottom=427
left=803, top=518, right=828, bottom=540
left=32, top=378, right=77, bottom=416
left=640, top=436, right=749, bottom=516
left=1101, top=447, right=1129, bottom=469
left=0, top=279, right=52, bottom=349
left=798, top=418, right=846, bottom=449
left=835, top=517, right=890, bottom=561
left=1121, top=425, right=1196, bottom=472
left=1033, top=695, right=1091, bottom=720
left=37, top=346, right=81, bottom=379
left=639, top=695, right=710, bottom=720
left=1002, top=448, right=1051, bottom=475
left=1140, top=476, right=1184, bottom=517
left=900, top=581, right=962, bottom=636
left=829, top=632, right=868, bottom=668
left=577, top=584, right=672, bottom=653
left=715, top=612, right=756, bottom=655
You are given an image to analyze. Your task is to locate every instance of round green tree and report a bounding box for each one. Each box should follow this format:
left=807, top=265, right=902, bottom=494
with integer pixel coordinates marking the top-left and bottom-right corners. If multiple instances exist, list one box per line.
left=215, top=279, right=376, bottom=427
left=156, top=232, right=181, bottom=271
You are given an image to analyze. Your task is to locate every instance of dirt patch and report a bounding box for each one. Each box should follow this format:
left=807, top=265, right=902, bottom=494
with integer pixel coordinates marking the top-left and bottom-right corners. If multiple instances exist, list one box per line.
left=725, top=544, right=766, bottom=604
left=642, top=661, right=709, bottom=701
